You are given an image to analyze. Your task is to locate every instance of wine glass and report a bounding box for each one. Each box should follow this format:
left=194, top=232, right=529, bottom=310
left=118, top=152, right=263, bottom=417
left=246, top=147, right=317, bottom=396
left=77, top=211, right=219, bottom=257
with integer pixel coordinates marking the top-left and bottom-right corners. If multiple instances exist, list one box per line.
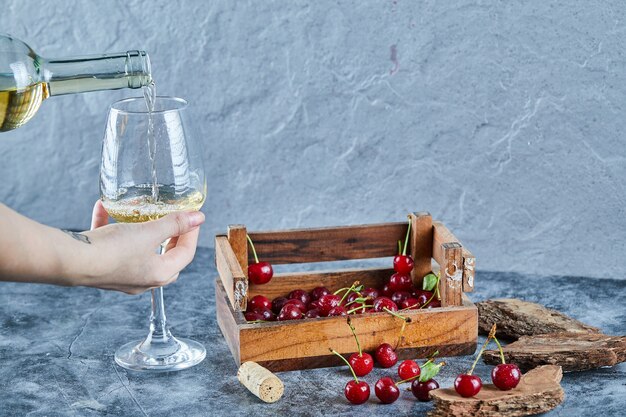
left=99, top=95, right=207, bottom=371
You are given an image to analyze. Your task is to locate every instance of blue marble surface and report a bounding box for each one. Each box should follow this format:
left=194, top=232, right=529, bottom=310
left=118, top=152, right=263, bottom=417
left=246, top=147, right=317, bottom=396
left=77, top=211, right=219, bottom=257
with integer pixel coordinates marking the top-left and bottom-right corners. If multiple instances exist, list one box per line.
left=0, top=247, right=624, bottom=416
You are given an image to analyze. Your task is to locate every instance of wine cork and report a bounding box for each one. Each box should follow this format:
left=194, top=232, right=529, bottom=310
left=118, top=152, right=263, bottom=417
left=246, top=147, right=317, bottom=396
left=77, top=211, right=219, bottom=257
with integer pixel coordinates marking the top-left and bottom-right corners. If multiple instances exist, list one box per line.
left=237, top=361, right=284, bottom=403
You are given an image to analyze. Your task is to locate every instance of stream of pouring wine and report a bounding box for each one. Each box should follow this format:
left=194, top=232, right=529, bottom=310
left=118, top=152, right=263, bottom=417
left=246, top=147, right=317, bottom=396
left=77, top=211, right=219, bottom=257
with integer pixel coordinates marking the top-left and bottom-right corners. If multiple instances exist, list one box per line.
left=143, top=82, right=159, bottom=203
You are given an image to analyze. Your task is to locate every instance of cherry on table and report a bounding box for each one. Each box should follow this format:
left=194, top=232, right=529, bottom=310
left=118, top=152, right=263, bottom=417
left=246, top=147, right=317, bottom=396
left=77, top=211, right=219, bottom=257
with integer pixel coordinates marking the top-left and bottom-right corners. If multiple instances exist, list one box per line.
left=374, top=376, right=400, bottom=404
left=492, top=363, right=521, bottom=390
left=349, top=352, right=374, bottom=377
left=454, top=374, right=482, bottom=397
left=373, top=297, right=398, bottom=312
left=288, top=289, right=311, bottom=306
left=374, top=343, right=398, bottom=368
left=277, top=304, right=303, bottom=321
left=398, top=359, right=420, bottom=380
left=411, top=379, right=439, bottom=402
left=271, top=296, right=289, bottom=315
left=310, top=286, right=331, bottom=301
left=247, top=295, right=272, bottom=312
left=345, top=380, right=370, bottom=405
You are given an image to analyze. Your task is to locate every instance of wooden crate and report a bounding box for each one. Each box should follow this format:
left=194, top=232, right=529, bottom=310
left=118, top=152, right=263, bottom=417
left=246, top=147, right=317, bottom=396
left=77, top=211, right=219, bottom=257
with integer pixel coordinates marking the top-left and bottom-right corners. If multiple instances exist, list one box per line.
left=215, top=212, right=478, bottom=372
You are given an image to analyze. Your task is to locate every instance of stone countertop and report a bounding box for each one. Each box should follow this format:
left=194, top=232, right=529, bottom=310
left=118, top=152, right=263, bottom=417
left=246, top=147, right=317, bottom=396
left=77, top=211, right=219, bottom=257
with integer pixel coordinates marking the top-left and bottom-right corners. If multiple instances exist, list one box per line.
left=0, top=247, right=624, bottom=416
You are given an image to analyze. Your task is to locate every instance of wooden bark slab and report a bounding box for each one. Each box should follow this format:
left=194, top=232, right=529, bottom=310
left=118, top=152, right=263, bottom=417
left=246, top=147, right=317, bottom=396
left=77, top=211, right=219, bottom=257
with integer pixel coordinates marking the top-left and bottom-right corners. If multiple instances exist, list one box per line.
left=429, top=365, right=564, bottom=417
left=477, top=298, right=600, bottom=340
left=483, top=332, right=626, bottom=372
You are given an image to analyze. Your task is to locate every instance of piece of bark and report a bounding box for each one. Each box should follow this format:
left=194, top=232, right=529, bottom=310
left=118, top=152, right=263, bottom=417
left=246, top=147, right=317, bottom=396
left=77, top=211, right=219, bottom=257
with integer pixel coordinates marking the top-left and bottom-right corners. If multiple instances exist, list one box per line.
left=477, top=298, right=600, bottom=340
left=483, top=332, right=626, bottom=372
left=429, top=365, right=564, bottom=417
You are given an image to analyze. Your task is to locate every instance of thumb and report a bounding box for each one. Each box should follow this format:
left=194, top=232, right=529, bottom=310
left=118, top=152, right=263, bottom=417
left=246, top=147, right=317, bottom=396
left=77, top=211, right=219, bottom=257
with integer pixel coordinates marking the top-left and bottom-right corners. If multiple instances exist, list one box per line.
left=91, top=200, right=109, bottom=230
left=147, top=211, right=205, bottom=242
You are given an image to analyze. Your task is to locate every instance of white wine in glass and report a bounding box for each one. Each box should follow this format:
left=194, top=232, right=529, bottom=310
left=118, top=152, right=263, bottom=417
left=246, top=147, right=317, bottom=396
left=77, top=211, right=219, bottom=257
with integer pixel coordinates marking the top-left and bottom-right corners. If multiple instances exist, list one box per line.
left=100, top=95, right=207, bottom=371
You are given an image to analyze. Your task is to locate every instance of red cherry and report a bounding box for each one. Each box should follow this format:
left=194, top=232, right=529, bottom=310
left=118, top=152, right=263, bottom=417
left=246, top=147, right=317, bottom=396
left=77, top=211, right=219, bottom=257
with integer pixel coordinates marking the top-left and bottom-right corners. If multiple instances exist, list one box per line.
left=393, top=254, right=415, bottom=274
left=271, top=296, right=288, bottom=314
left=425, top=299, right=441, bottom=309
left=247, top=295, right=272, bottom=312
left=327, top=306, right=348, bottom=316
left=277, top=304, right=303, bottom=321
left=454, top=374, right=482, bottom=397
left=374, top=343, right=398, bottom=368
left=491, top=363, right=521, bottom=390
left=374, top=376, right=400, bottom=404
left=361, top=287, right=379, bottom=300
left=349, top=352, right=374, bottom=377
left=288, top=289, right=311, bottom=306
left=317, top=294, right=341, bottom=316
left=391, top=291, right=411, bottom=305
left=283, top=298, right=307, bottom=312
left=388, top=273, right=413, bottom=292
left=372, top=297, right=398, bottom=312
left=310, top=286, right=331, bottom=301
left=309, top=299, right=322, bottom=311
left=344, top=292, right=361, bottom=306
left=252, top=307, right=276, bottom=321
left=398, top=359, right=420, bottom=380
left=344, top=380, right=370, bottom=405
left=380, top=283, right=394, bottom=298
left=248, top=261, right=273, bottom=285
left=304, top=309, right=321, bottom=318
left=400, top=297, right=421, bottom=310
left=244, top=311, right=264, bottom=322
left=411, top=379, right=439, bottom=401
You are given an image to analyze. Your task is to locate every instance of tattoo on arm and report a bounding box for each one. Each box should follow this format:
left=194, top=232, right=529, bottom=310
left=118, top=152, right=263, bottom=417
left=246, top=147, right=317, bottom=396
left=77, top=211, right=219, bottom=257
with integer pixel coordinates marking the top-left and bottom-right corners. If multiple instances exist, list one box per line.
left=62, top=230, right=91, bottom=244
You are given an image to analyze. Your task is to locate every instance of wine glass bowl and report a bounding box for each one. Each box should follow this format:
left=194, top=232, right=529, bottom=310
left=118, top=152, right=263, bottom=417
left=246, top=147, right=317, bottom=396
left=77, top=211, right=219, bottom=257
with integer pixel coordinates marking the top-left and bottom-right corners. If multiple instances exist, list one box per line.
left=100, top=95, right=206, bottom=371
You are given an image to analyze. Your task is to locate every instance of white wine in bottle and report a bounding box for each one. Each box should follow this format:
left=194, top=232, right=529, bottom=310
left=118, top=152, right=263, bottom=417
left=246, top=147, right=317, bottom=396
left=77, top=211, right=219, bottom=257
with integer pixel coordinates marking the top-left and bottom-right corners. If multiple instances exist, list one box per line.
left=0, top=33, right=152, bottom=132
left=101, top=184, right=206, bottom=223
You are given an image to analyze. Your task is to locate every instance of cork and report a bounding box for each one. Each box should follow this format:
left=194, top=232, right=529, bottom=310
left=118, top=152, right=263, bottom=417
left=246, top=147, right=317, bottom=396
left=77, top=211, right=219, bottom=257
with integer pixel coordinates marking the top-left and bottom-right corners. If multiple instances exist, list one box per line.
left=237, top=361, right=284, bottom=403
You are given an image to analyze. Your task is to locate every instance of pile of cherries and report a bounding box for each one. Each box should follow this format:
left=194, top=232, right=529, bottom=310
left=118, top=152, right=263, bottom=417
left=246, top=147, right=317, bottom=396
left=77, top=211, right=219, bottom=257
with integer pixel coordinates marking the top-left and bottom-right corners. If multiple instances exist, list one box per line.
left=244, top=224, right=442, bottom=323
left=454, top=324, right=522, bottom=397
left=331, top=319, right=444, bottom=405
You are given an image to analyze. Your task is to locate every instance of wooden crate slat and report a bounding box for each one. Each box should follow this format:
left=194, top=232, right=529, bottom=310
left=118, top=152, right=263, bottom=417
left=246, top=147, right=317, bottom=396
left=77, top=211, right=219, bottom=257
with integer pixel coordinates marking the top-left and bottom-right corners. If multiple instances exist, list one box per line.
left=409, top=212, right=433, bottom=287
left=440, top=242, right=463, bottom=307
left=248, top=267, right=394, bottom=300
left=237, top=292, right=477, bottom=365
left=432, top=221, right=475, bottom=292
left=246, top=222, right=409, bottom=264
left=215, top=236, right=248, bottom=311
left=215, top=279, right=242, bottom=364
left=227, top=224, right=248, bottom=280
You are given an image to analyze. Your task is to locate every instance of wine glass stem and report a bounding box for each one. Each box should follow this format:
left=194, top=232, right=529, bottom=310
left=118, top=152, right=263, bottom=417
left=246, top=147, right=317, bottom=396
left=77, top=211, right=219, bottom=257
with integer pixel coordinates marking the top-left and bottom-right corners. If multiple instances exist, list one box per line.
left=149, top=241, right=172, bottom=342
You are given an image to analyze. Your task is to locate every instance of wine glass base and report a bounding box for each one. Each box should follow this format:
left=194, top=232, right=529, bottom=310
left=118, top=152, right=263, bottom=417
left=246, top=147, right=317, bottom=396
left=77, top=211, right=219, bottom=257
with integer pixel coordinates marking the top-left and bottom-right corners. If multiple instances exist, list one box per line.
left=114, top=337, right=206, bottom=372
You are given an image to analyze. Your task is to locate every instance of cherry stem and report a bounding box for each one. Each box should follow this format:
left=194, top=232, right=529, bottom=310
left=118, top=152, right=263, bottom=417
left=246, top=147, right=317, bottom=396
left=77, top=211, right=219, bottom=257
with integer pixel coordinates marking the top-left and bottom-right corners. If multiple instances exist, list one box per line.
left=246, top=234, right=260, bottom=264
left=339, top=283, right=363, bottom=304
left=399, top=302, right=420, bottom=312
left=383, top=308, right=411, bottom=323
left=334, top=281, right=362, bottom=297
left=347, top=319, right=362, bottom=356
left=347, top=305, right=373, bottom=314
left=419, top=274, right=440, bottom=309
left=246, top=320, right=268, bottom=324
left=468, top=323, right=497, bottom=375
left=402, top=218, right=411, bottom=256
left=330, top=348, right=359, bottom=383
left=397, top=240, right=402, bottom=256
left=493, top=335, right=506, bottom=364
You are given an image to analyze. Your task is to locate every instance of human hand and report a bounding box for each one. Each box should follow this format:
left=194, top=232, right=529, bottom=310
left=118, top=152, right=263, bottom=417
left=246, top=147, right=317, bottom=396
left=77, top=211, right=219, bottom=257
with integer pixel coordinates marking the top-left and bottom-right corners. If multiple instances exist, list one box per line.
left=70, top=201, right=205, bottom=294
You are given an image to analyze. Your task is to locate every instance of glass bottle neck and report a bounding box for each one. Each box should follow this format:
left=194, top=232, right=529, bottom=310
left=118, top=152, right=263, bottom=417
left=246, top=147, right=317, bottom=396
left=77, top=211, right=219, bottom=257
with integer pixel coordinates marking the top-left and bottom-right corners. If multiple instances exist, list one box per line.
left=42, top=50, right=152, bottom=96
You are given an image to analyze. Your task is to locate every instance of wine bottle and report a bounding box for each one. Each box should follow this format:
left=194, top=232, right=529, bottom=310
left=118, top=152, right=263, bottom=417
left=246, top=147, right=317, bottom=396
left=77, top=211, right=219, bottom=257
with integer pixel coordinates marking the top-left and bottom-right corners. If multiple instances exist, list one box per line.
left=0, top=33, right=152, bottom=132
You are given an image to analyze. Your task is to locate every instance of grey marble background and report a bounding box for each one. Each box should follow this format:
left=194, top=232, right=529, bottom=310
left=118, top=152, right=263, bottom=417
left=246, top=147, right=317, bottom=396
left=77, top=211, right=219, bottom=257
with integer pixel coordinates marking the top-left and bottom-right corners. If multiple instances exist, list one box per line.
left=2, top=1, right=626, bottom=279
